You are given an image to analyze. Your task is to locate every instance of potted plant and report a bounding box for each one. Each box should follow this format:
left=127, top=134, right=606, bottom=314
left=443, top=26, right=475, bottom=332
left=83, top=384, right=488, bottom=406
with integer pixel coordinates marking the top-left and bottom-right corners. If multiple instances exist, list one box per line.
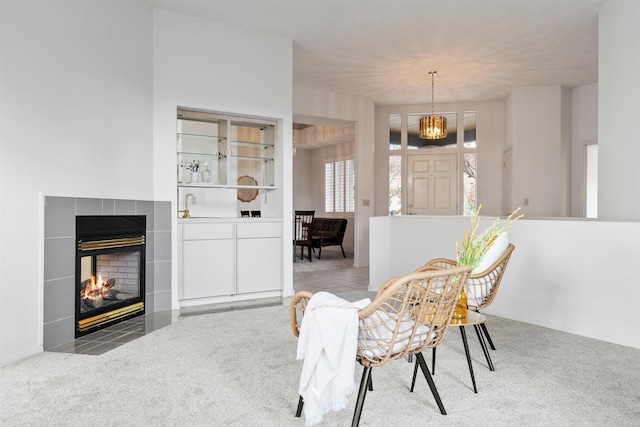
left=184, top=160, right=202, bottom=183
left=454, top=205, right=523, bottom=318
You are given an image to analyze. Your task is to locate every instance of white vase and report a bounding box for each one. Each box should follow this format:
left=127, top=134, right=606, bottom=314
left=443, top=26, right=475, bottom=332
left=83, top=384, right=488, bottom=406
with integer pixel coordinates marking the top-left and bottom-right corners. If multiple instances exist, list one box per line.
left=190, top=171, right=200, bottom=183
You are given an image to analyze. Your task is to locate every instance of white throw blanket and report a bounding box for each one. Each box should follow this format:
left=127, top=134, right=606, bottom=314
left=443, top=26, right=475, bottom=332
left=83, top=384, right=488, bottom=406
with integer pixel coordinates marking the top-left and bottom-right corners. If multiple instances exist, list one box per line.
left=296, top=292, right=370, bottom=426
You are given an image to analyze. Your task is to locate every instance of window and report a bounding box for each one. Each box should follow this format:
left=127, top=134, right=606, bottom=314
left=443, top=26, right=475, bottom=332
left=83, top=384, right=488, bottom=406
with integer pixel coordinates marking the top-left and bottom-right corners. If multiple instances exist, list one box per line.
left=389, top=155, right=401, bottom=215
left=325, top=163, right=334, bottom=212
left=389, top=114, right=401, bottom=150
left=464, top=111, right=477, bottom=148
left=462, top=112, right=477, bottom=215
left=463, top=153, right=477, bottom=215
left=585, top=144, right=598, bottom=218
left=325, top=157, right=354, bottom=212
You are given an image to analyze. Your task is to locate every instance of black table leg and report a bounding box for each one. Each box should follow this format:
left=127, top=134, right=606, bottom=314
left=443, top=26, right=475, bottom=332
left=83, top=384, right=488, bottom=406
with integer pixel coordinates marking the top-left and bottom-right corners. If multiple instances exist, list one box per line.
left=474, top=324, right=495, bottom=371
left=460, top=326, right=478, bottom=393
left=480, top=322, right=496, bottom=350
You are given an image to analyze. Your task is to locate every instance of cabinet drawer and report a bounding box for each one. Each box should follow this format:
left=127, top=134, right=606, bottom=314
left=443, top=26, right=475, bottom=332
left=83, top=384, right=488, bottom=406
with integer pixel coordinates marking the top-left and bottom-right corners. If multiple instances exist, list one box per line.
left=237, top=222, right=282, bottom=239
left=183, top=223, right=234, bottom=240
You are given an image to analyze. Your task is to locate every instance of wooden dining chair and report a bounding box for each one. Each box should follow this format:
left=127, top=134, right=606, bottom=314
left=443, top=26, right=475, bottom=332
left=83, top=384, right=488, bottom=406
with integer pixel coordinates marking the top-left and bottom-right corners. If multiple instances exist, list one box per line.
left=293, top=210, right=315, bottom=261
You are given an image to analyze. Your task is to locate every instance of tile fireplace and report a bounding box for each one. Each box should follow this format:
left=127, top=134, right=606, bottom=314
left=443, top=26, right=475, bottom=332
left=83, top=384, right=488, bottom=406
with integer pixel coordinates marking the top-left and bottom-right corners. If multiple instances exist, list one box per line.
left=43, top=196, right=172, bottom=351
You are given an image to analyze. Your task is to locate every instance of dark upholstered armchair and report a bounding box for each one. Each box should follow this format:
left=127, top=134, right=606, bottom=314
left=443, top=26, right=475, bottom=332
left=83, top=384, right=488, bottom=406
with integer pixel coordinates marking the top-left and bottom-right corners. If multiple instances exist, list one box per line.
left=311, top=218, right=347, bottom=259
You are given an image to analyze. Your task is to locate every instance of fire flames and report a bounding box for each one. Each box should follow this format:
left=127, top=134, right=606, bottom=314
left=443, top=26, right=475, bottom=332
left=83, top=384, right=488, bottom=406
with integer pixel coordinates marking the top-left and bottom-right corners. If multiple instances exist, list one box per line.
left=81, top=274, right=111, bottom=301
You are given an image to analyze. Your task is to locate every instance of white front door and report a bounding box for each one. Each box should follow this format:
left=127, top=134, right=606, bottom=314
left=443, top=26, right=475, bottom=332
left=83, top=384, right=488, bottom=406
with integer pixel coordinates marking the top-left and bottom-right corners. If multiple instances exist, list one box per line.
left=407, top=153, right=458, bottom=215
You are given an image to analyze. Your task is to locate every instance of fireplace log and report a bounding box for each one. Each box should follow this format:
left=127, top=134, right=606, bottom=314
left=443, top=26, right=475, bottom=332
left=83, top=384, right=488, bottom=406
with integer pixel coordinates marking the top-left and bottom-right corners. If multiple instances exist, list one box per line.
left=102, top=289, right=119, bottom=300
left=84, top=298, right=104, bottom=309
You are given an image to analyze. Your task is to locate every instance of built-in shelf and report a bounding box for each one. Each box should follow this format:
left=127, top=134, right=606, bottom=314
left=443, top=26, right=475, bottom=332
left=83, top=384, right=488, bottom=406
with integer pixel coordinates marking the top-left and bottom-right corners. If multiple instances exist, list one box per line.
left=176, top=112, right=276, bottom=189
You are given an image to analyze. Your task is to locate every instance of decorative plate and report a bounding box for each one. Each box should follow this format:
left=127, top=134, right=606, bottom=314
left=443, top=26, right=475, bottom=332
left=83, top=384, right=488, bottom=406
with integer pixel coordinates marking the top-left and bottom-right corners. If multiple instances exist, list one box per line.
left=237, top=175, right=259, bottom=202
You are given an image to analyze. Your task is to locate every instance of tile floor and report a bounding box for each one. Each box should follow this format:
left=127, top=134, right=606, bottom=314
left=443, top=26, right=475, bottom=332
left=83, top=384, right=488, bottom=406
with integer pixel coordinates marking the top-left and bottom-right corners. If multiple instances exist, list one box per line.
left=292, top=247, right=369, bottom=293
left=49, top=251, right=370, bottom=356
left=293, top=264, right=369, bottom=294
left=48, top=310, right=178, bottom=355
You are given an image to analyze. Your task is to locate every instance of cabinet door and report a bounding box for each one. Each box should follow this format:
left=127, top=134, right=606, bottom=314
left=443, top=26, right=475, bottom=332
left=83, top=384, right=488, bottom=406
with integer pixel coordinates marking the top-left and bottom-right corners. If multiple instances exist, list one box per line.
left=177, top=115, right=228, bottom=186
left=182, top=239, right=235, bottom=299
left=236, top=237, right=282, bottom=294
left=230, top=120, right=276, bottom=188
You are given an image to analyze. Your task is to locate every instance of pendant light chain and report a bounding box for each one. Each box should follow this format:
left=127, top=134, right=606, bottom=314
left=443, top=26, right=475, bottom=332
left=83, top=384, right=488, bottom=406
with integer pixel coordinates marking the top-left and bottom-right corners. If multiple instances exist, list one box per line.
left=431, top=71, right=436, bottom=115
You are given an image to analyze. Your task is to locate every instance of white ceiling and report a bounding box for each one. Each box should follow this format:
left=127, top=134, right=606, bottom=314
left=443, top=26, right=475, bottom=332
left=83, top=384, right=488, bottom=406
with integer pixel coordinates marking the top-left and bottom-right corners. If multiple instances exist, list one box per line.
left=147, top=0, right=606, bottom=107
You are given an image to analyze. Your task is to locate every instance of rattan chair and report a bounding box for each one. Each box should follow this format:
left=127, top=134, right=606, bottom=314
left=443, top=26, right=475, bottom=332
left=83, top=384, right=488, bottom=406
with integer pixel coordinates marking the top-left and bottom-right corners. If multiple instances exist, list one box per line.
left=290, top=265, right=471, bottom=426
left=414, top=243, right=515, bottom=350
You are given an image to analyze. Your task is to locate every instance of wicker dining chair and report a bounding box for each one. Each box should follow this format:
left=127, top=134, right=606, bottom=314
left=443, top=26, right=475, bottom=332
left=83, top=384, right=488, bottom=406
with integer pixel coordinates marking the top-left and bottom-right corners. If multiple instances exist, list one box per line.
left=290, top=265, right=471, bottom=426
left=414, top=243, right=515, bottom=350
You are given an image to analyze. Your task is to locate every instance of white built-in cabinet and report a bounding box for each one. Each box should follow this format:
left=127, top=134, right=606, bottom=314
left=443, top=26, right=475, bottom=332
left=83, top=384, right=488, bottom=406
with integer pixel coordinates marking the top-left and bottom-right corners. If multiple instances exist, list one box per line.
left=175, top=109, right=283, bottom=308
left=178, top=219, right=282, bottom=306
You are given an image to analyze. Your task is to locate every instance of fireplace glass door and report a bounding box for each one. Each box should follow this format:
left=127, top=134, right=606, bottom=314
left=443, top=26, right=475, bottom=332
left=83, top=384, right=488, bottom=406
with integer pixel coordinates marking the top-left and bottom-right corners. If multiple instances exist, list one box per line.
left=79, top=249, right=141, bottom=313
left=76, top=216, right=146, bottom=337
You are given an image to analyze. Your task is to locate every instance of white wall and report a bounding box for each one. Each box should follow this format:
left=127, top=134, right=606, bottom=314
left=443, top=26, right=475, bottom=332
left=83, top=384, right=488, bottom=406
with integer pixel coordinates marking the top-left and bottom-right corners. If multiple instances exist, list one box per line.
left=293, top=87, right=375, bottom=267
left=571, top=83, right=598, bottom=217
left=375, top=102, right=506, bottom=217
left=370, top=216, right=640, bottom=349
left=508, top=85, right=572, bottom=217
left=292, top=150, right=313, bottom=210
left=0, top=0, right=154, bottom=365
left=598, top=0, right=640, bottom=220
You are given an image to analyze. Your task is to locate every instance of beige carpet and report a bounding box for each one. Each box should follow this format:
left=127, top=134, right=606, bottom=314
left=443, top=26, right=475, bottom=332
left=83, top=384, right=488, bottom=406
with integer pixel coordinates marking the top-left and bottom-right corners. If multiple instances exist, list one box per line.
left=1, top=300, right=639, bottom=426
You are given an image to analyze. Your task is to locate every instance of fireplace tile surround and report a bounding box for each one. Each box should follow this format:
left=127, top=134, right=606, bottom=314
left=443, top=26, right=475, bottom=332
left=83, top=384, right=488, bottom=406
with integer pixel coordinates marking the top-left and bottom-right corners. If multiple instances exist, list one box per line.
left=43, top=196, right=172, bottom=351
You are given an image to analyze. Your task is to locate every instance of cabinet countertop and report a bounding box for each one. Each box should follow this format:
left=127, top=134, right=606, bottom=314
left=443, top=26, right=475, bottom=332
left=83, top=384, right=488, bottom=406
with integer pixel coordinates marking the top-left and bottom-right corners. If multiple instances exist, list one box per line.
left=178, top=217, right=283, bottom=224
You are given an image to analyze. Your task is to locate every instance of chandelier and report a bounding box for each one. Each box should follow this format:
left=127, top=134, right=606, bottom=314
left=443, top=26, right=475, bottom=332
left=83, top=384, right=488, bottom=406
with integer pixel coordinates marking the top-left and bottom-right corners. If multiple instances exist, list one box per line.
left=419, top=71, right=447, bottom=140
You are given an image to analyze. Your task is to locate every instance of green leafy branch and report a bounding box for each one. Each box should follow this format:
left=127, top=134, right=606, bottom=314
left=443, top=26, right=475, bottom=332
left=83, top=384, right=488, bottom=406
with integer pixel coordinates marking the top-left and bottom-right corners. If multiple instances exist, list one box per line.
left=456, top=205, right=523, bottom=269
